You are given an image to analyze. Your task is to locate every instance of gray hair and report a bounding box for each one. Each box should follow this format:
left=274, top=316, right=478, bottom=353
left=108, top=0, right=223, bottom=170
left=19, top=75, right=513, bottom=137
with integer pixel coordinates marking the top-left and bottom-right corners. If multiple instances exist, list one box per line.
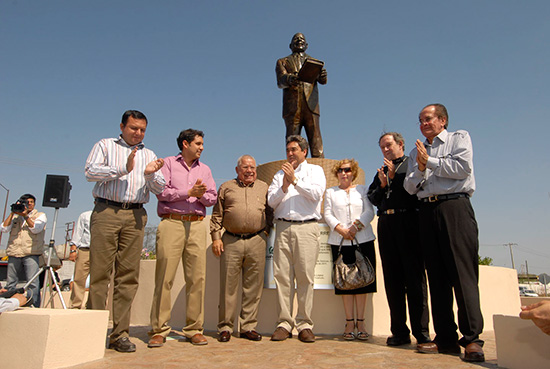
left=237, top=155, right=256, bottom=166
left=286, top=135, right=308, bottom=153
left=379, top=132, right=405, bottom=151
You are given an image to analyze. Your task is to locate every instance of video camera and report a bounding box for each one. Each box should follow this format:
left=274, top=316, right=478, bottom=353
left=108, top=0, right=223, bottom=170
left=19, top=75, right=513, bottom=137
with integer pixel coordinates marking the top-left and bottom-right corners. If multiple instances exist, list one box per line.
left=10, top=199, right=28, bottom=213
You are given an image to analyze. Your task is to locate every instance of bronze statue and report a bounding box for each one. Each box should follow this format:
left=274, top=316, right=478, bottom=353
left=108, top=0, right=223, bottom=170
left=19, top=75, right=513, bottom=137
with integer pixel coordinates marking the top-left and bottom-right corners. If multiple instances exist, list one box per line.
left=276, top=33, right=327, bottom=158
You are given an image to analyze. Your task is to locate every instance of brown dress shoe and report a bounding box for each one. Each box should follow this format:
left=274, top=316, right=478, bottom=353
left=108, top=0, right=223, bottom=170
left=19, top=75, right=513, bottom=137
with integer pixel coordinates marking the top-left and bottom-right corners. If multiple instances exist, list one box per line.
left=240, top=330, right=262, bottom=341
left=189, top=333, right=208, bottom=345
left=271, top=327, right=292, bottom=341
left=298, top=328, right=315, bottom=343
left=463, top=343, right=485, bottom=362
left=147, top=334, right=166, bottom=348
left=417, top=341, right=461, bottom=355
left=218, top=331, right=231, bottom=342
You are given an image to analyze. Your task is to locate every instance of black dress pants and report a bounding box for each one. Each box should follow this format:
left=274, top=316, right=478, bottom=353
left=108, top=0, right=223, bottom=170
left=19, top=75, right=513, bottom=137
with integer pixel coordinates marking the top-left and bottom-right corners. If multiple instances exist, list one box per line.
left=419, top=197, right=484, bottom=347
left=378, top=211, right=430, bottom=341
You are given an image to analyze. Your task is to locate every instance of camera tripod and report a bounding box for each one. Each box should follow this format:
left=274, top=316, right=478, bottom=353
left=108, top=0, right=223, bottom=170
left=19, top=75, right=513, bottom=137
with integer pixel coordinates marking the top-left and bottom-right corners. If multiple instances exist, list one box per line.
left=24, top=207, right=67, bottom=309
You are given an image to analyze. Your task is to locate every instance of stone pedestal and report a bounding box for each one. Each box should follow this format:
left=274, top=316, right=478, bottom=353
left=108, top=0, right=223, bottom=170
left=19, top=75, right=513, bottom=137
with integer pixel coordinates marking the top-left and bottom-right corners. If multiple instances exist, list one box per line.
left=0, top=308, right=109, bottom=369
left=494, top=314, right=550, bottom=368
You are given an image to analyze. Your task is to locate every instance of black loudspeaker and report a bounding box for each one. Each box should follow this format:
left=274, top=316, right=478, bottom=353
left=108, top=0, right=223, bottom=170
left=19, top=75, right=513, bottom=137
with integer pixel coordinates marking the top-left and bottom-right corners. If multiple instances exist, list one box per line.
left=42, top=175, right=71, bottom=208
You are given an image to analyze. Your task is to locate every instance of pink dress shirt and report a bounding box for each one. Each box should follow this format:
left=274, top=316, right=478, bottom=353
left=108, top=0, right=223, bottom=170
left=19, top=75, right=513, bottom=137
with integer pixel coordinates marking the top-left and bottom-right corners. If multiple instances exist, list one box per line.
left=156, top=154, right=217, bottom=216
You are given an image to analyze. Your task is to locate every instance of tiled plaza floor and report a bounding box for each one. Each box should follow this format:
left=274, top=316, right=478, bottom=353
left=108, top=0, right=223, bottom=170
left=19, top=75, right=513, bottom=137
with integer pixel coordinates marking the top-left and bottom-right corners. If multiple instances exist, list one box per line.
left=66, top=327, right=499, bottom=369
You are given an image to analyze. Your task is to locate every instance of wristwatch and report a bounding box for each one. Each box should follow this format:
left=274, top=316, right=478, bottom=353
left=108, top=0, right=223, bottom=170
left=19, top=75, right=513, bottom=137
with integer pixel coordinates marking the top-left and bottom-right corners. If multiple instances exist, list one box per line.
left=292, top=178, right=298, bottom=186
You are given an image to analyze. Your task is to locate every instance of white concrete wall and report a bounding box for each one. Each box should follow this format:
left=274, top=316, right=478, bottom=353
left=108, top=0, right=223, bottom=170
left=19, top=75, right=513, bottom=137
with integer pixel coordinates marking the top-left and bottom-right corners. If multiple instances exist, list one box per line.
left=129, top=216, right=521, bottom=336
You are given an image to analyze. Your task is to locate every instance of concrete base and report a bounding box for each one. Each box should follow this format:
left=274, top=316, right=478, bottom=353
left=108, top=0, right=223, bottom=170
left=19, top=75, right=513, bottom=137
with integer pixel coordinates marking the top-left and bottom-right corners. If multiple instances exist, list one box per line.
left=494, top=314, right=550, bottom=369
left=0, top=308, right=109, bottom=369
left=129, top=221, right=520, bottom=336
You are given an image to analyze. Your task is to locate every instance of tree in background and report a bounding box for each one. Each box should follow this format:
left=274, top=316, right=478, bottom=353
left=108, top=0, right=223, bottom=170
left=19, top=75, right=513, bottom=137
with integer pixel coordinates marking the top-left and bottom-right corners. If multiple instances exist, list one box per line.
left=478, top=256, right=493, bottom=266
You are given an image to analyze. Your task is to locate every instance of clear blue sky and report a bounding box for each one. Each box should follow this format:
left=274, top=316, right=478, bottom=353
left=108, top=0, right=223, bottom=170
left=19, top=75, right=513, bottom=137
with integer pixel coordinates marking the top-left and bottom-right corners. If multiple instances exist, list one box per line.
left=1, top=1, right=549, bottom=274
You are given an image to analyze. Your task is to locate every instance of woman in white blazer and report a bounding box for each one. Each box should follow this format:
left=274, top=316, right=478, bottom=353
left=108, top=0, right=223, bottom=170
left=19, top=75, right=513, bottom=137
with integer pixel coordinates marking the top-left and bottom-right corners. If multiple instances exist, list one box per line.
left=324, top=159, right=377, bottom=341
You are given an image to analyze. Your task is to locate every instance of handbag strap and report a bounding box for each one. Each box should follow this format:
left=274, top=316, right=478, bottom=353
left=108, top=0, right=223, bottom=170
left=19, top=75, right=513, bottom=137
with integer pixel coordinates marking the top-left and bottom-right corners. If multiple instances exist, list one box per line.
left=338, top=237, right=361, bottom=254
left=351, top=237, right=365, bottom=255
left=337, top=237, right=345, bottom=255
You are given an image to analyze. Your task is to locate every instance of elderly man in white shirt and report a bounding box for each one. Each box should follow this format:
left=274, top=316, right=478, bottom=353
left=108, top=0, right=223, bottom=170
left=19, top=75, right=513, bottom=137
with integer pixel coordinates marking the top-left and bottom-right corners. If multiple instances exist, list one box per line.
left=268, top=135, right=326, bottom=343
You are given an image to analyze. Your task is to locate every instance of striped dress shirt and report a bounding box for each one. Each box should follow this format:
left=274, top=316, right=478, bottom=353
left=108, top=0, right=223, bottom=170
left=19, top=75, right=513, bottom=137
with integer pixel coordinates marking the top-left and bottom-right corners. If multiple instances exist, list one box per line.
left=85, top=136, right=165, bottom=204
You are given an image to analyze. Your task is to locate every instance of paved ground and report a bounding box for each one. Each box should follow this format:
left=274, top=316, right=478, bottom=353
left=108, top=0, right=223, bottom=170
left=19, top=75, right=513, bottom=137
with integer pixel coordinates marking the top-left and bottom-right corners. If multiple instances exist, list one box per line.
left=66, top=327, right=499, bottom=369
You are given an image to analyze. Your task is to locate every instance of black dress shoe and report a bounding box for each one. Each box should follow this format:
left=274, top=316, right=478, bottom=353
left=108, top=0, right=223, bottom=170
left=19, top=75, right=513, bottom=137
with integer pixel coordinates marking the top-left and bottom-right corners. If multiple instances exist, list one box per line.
left=386, top=335, right=411, bottom=346
left=463, top=343, right=485, bottom=362
left=240, top=330, right=262, bottom=341
left=108, top=337, right=136, bottom=352
left=218, top=331, right=231, bottom=342
left=415, top=335, right=432, bottom=344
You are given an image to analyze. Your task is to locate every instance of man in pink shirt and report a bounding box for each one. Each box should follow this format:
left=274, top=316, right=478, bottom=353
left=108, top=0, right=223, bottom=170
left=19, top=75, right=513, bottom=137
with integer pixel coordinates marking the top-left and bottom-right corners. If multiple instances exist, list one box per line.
left=148, top=129, right=217, bottom=348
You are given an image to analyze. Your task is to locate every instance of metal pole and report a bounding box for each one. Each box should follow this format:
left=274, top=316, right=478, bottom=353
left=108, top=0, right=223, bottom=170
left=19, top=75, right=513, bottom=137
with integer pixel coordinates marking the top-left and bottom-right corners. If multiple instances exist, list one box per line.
left=526, top=260, right=530, bottom=288
left=0, top=183, right=9, bottom=247
left=506, top=243, right=517, bottom=271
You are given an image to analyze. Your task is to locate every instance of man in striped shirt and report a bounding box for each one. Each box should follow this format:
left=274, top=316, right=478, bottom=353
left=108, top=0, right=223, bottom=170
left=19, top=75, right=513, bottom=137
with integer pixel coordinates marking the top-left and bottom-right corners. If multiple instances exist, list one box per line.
left=85, top=110, right=165, bottom=353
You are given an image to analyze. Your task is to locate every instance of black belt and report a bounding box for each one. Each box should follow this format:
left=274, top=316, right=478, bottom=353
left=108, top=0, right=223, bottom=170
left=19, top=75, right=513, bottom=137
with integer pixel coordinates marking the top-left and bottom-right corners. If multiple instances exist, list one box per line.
left=224, top=229, right=265, bottom=240
left=95, top=197, right=143, bottom=209
left=277, top=218, right=317, bottom=223
left=420, top=193, right=469, bottom=203
left=378, top=208, right=413, bottom=216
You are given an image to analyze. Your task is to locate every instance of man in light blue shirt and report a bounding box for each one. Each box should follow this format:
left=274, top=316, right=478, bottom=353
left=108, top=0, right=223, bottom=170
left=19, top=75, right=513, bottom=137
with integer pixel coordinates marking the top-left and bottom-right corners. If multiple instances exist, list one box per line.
left=404, top=103, right=484, bottom=363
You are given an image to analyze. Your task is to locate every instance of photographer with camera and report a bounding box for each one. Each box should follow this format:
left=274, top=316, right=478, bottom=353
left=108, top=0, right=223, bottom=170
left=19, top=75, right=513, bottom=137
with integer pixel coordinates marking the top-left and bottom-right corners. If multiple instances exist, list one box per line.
left=0, top=194, right=47, bottom=307
left=0, top=288, right=33, bottom=312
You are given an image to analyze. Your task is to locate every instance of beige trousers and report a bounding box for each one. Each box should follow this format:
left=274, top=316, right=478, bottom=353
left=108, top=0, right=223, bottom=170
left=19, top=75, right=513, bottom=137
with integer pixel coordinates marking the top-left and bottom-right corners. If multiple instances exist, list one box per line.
left=218, top=232, right=267, bottom=333
left=70, top=248, right=90, bottom=309
left=87, top=202, right=147, bottom=342
left=273, top=220, right=320, bottom=332
left=149, top=218, right=207, bottom=338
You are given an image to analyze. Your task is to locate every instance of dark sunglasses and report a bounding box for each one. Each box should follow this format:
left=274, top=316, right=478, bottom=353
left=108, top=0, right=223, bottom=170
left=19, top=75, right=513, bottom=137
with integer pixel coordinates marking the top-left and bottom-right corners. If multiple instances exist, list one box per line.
left=337, top=168, right=352, bottom=173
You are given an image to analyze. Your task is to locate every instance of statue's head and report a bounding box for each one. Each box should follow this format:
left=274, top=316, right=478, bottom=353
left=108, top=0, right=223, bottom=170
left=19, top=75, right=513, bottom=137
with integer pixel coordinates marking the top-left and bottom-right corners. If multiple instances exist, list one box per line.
left=290, top=33, right=308, bottom=53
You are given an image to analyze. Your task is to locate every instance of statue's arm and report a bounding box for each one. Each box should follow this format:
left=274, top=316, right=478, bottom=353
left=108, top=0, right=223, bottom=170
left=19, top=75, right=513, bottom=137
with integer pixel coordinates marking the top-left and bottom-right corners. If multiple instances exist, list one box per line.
left=276, top=58, right=296, bottom=89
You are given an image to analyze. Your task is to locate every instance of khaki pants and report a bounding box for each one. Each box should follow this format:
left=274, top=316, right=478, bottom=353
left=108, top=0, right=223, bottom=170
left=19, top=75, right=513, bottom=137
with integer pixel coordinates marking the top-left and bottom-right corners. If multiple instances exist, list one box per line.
left=149, top=218, right=207, bottom=338
left=273, top=220, right=320, bottom=332
left=70, top=248, right=90, bottom=309
left=87, top=202, right=147, bottom=342
left=218, top=232, right=266, bottom=333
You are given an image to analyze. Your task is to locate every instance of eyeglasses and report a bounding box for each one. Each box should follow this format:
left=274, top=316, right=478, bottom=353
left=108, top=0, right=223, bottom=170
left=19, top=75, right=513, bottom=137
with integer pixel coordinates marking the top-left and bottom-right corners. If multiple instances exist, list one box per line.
left=418, top=115, right=438, bottom=125
left=337, top=167, right=352, bottom=174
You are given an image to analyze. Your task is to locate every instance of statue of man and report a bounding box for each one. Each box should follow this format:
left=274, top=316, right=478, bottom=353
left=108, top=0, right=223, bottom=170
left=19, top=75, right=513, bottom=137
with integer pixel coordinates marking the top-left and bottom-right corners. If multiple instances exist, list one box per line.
left=276, top=33, right=327, bottom=158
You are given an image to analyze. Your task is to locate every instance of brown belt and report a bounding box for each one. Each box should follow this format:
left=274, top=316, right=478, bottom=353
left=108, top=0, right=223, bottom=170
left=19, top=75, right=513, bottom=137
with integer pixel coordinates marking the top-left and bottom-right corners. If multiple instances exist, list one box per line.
left=161, top=213, right=204, bottom=221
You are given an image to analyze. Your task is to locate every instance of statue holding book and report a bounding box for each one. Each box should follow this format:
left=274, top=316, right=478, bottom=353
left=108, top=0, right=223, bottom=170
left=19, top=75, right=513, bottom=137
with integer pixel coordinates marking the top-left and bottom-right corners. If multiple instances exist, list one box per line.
left=276, top=33, right=327, bottom=158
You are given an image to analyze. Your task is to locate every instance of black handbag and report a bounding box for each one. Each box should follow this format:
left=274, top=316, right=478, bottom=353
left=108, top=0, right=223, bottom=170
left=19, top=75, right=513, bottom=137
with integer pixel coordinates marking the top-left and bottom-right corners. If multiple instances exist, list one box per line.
left=333, top=238, right=375, bottom=290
